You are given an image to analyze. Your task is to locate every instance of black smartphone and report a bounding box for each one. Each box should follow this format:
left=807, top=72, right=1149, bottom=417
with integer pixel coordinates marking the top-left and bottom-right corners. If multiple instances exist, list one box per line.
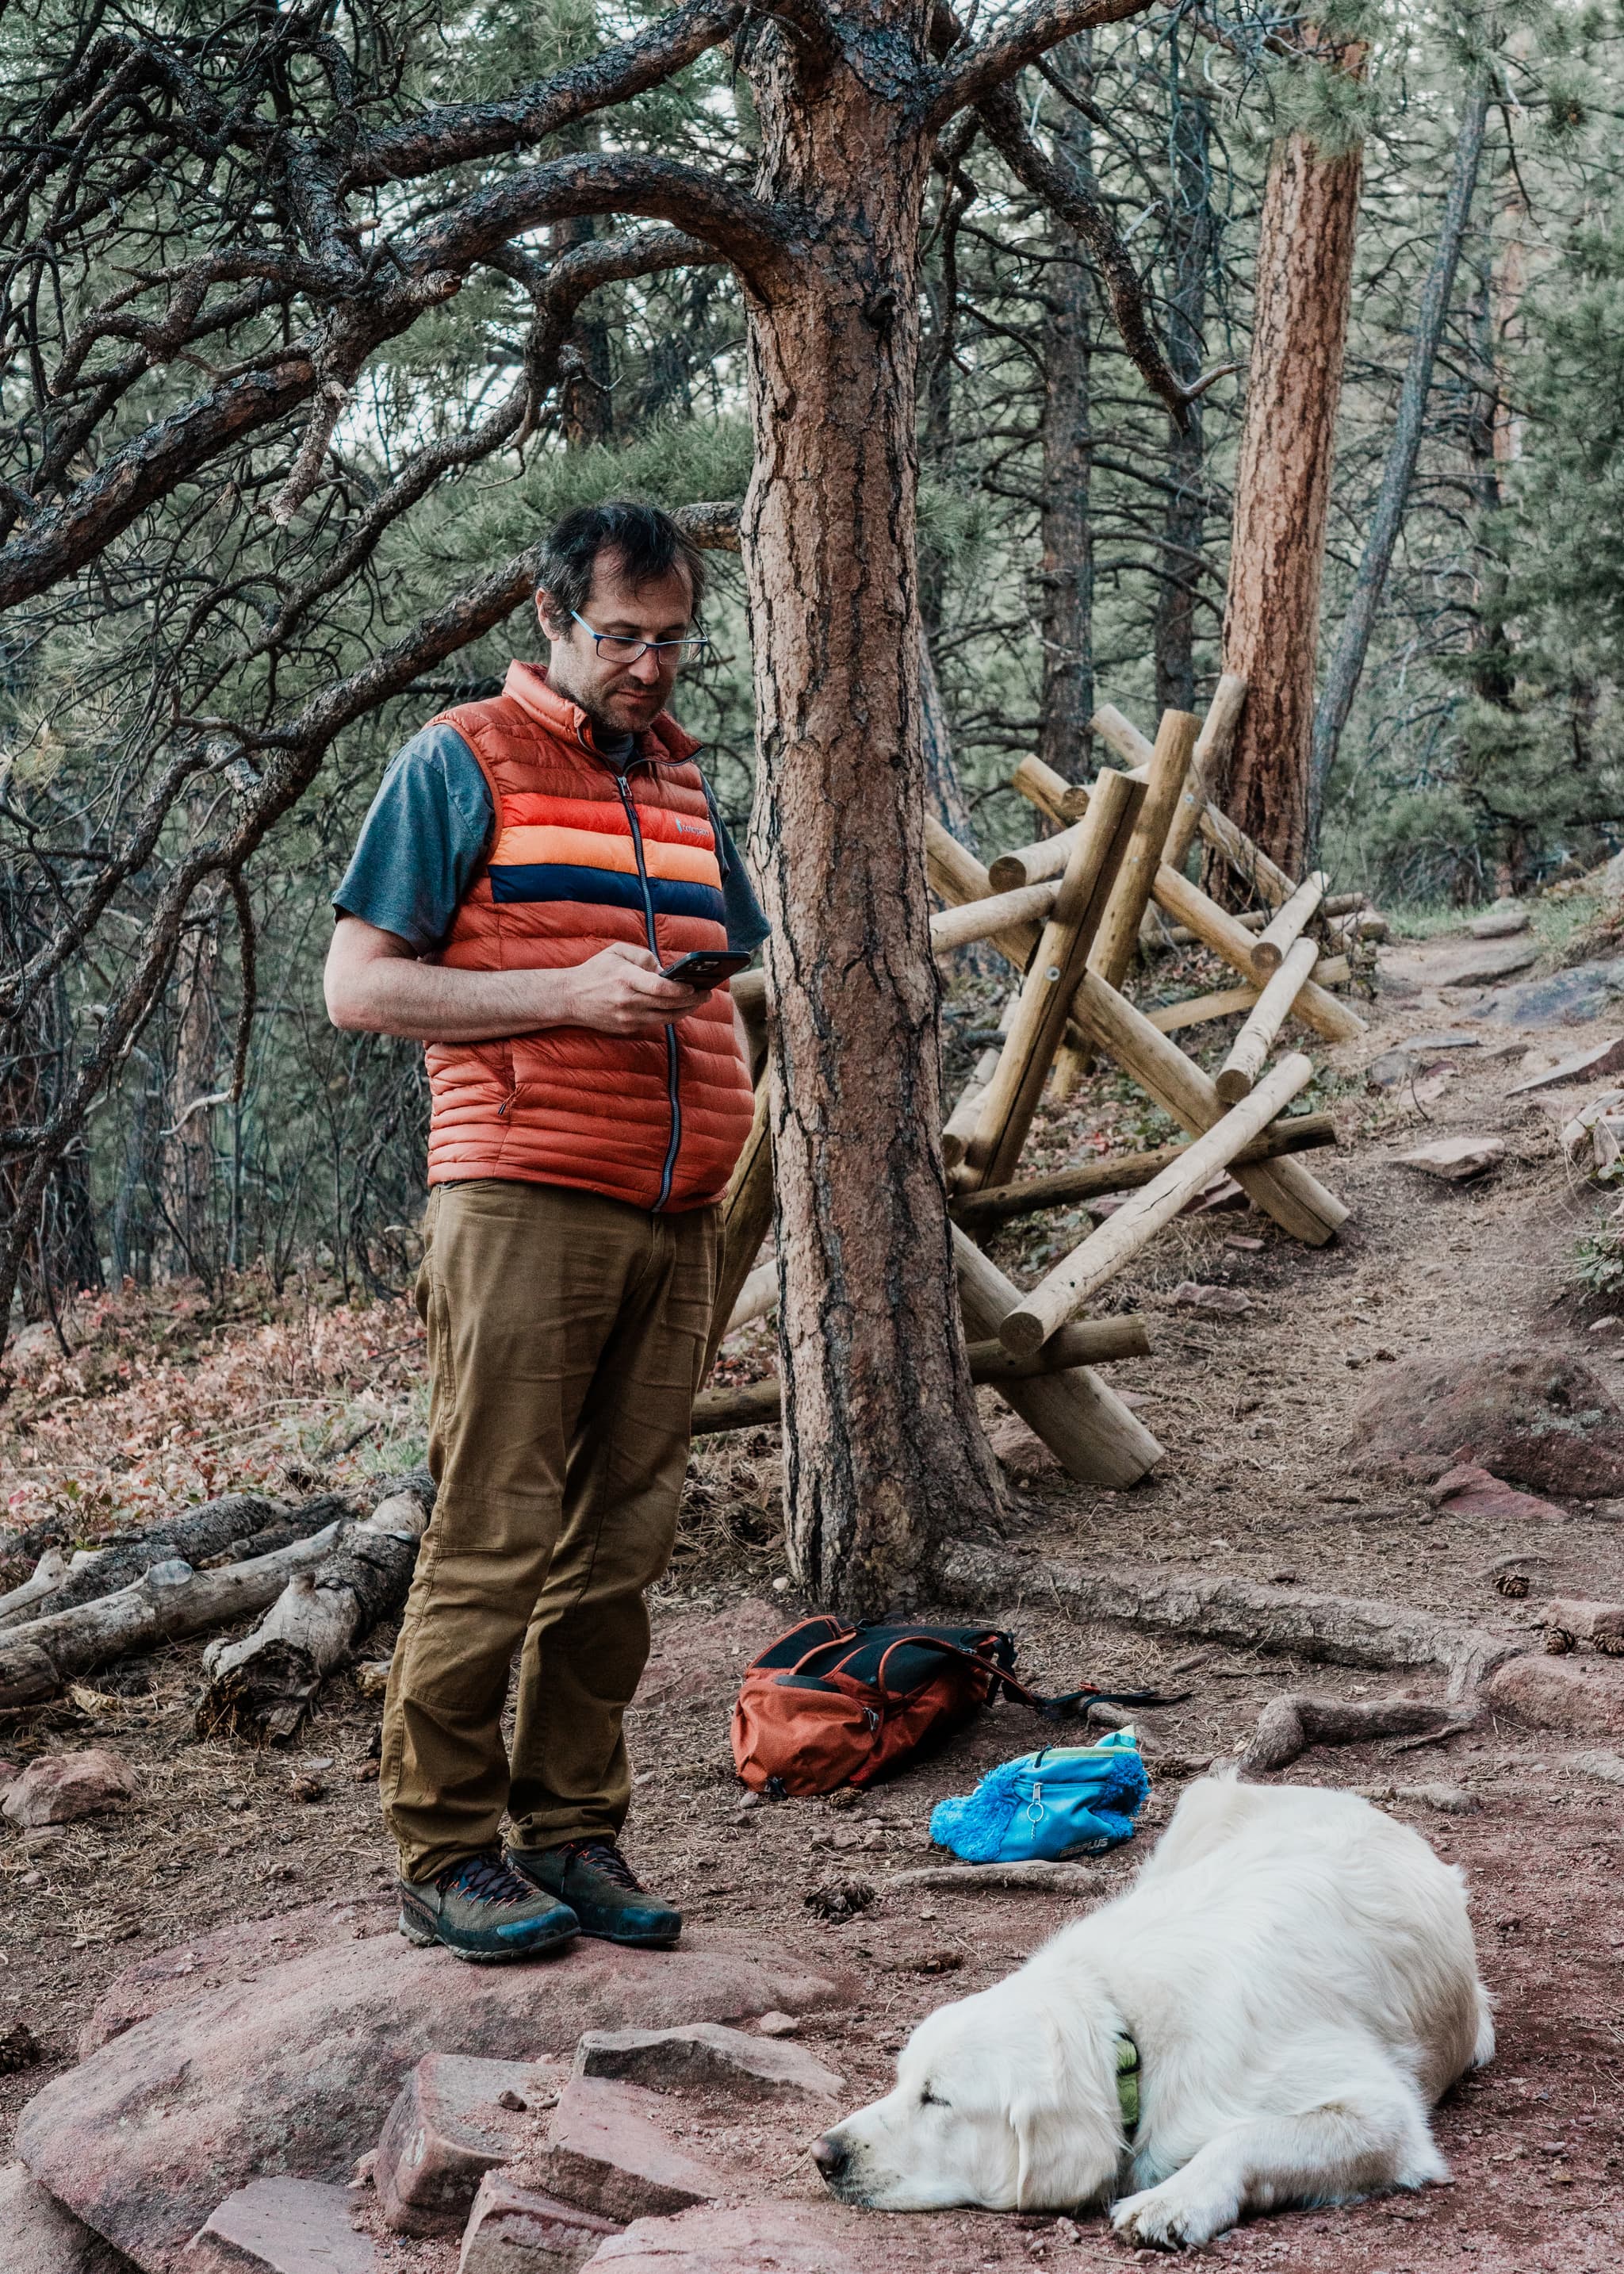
left=659, top=949, right=752, bottom=988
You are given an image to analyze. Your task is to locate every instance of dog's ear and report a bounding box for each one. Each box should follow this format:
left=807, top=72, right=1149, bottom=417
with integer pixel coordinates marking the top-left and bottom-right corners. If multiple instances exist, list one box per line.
left=1009, top=2015, right=1122, bottom=2213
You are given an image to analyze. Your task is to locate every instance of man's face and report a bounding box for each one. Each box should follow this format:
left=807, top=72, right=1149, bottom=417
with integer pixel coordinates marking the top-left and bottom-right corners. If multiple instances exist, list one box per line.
left=538, top=550, right=695, bottom=736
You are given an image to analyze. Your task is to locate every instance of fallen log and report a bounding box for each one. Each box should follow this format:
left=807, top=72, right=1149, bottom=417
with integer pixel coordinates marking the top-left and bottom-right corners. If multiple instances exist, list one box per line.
left=1147, top=960, right=1350, bottom=1033
left=1236, top=1692, right=1480, bottom=1777
left=1163, top=674, right=1247, bottom=872
left=0, top=1549, right=69, bottom=1629
left=999, top=1055, right=1315, bottom=1356
left=930, top=879, right=1059, bottom=952
left=694, top=1320, right=1154, bottom=1436
left=725, top=1259, right=779, bottom=1333
left=1009, top=754, right=1073, bottom=826
left=942, top=991, right=1018, bottom=1170
left=935, top=1540, right=1528, bottom=1699
left=0, top=1492, right=345, bottom=1632
left=195, top=1474, right=435, bottom=1745
left=950, top=1113, right=1336, bottom=1230
left=1089, top=709, right=1201, bottom=994
left=0, top=1524, right=352, bottom=1710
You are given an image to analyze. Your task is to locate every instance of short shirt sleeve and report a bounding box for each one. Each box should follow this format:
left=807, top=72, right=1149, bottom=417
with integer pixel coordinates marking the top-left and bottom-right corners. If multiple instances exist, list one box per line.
left=701, top=784, right=771, bottom=957
left=332, top=723, right=493, bottom=953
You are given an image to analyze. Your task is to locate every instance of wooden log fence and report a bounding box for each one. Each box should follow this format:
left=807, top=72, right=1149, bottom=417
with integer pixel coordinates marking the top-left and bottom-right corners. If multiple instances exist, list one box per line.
left=950, top=1111, right=1336, bottom=1230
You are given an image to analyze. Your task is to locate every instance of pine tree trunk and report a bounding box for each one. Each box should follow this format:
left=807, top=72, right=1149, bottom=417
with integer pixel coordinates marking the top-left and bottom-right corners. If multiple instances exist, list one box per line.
left=1038, top=75, right=1095, bottom=784
left=1217, top=55, right=1364, bottom=876
left=1152, top=57, right=1213, bottom=718
left=1308, top=67, right=1488, bottom=824
left=741, top=33, right=1002, bottom=1615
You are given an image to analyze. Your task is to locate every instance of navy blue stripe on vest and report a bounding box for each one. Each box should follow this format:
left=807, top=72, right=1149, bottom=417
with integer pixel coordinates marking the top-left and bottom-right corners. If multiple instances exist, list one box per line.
left=488, top=862, right=726, bottom=926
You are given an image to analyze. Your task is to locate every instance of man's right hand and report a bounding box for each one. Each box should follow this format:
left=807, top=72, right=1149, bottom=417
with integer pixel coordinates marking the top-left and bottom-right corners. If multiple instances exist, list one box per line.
left=560, top=942, right=711, bottom=1037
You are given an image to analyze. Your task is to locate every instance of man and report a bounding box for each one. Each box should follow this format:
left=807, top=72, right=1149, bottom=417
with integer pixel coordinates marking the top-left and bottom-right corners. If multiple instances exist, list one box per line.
left=325, top=500, right=764, bottom=1963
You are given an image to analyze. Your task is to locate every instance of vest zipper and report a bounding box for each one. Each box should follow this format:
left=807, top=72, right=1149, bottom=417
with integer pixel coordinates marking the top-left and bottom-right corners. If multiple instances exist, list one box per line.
left=610, top=769, right=682, bottom=1213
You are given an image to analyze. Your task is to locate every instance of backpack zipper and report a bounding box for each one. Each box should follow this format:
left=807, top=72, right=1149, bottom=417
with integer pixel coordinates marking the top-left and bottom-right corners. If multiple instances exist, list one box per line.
left=607, top=764, right=681, bottom=1212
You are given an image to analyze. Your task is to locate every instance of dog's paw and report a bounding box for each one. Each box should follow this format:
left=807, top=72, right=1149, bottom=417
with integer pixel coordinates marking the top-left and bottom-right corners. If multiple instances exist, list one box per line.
left=1110, top=2180, right=1231, bottom=2250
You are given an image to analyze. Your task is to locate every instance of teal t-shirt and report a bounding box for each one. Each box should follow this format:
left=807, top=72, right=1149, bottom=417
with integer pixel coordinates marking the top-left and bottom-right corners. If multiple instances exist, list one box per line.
left=333, top=721, right=770, bottom=957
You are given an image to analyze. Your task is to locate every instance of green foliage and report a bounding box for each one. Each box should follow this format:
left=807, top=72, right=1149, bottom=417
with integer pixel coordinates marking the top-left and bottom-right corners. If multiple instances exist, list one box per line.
left=1572, top=1208, right=1624, bottom=1298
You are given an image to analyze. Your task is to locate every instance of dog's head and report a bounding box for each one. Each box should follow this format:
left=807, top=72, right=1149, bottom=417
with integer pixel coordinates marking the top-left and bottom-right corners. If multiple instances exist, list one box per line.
left=811, top=1971, right=1126, bottom=2212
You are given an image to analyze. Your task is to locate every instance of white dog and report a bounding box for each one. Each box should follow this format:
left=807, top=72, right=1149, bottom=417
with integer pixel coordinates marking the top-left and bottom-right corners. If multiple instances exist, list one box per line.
left=812, top=1776, right=1492, bottom=2248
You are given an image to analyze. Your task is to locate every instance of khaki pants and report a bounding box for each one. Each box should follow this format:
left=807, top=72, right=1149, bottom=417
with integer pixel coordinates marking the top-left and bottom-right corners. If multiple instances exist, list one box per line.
left=381, top=1179, right=720, bottom=1883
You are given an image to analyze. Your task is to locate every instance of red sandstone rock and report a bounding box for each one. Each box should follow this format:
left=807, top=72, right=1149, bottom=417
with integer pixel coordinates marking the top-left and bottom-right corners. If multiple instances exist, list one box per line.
left=1427, top=1464, right=1566, bottom=1524
left=573, top=2023, right=841, bottom=2103
left=376, top=2054, right=565, bottom=2236
left=16, top=1927, right=856, bottom=2274
left=582, top=2203, right=873, bottom=2271
left=1350, top=1344, right=1624, bottom=1495
left=180, top=2180, right=375, bottom=2273
left=79, top=1897, right=397, bottom=2059
left=0, top=2157, right=136, bottom=2274
left=2, top=1749, right=136, bottom=1828
left=1487, top=1652, right=1624, bottom=1736
left=458, top=2172, right=619, bottom=2272
left=531, top=2079, right=726, bottom=2224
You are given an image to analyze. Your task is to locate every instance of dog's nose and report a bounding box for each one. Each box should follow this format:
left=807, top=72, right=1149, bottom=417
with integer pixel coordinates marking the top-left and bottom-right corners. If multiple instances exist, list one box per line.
left=810, top=2134, right=849, bottom=2181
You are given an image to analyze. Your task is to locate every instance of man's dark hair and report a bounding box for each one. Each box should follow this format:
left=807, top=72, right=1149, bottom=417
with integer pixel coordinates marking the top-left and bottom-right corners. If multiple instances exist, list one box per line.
left=538, top=500, right=706, bottom=633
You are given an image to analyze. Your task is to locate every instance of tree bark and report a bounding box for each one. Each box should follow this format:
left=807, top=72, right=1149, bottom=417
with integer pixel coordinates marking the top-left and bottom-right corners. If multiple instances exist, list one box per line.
left=741, top=21, right=1004, bottom=1614
left=1216, top=41, right=1365, bottom=876
left=1308, top=67, right=1489, bottom=822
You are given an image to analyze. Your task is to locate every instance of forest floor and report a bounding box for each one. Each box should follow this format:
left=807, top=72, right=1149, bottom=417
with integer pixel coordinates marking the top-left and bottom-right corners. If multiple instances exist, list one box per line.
left=4, top=916, right=1624, bottom=2272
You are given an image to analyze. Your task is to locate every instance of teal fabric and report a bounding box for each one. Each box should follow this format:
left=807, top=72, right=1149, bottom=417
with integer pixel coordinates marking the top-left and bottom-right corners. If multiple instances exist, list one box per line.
left=929, top=1730, right=1151, bottom=1862
left=334, top=720, right=768, bottom=957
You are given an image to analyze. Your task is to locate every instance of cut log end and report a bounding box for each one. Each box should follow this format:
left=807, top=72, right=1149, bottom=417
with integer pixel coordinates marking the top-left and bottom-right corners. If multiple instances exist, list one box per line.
left=1213, top=1067, right=1254, bottom=1106
left=998, top=1309, right=1048, bottom=1361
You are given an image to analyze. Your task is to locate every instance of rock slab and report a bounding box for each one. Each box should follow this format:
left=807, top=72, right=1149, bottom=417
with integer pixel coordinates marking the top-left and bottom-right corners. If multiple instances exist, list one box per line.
left=1396, top=1137, right=1505, bottom=1183
left=573, top=2023, right=843, bottom=2103
left=1507, top=1035, right=1624, bottom=1095
left=17, top=1927, right=856, bottom=2274
left=1475, top=955, right=1624, bottom=1028
left=458, top=2172, right=619, bottom=2272
left=583, top=2203, right=874, bottom=2272
left=376, top=2054, right=565, bottom=2235
left=0, top=2159, right=137, bottom=2274
left=1350, top=1344, right=1624, bottom=1496
left=180, top=2180, right=373, bottom=2273
left=1487, top=1652, right=1624, bottom=1737
left=2, top=1749, right=136, bottom=1827
left=531, top=2079, right=725, bottom=2223
left=1427, top=1464, right=1566, bottom=1525
left=1428, top=937, right=1539, bottom=990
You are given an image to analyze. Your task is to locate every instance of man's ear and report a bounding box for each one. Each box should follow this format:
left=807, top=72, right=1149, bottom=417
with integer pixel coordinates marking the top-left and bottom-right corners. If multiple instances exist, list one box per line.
left=535, top=587, right=567, bottom=641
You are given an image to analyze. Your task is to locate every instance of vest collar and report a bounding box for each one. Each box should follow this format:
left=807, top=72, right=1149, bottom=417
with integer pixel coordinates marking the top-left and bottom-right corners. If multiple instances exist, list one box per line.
left=1115, top=2031, right=1141, bottom=2141
left=500, top=661, right=700, bottom=768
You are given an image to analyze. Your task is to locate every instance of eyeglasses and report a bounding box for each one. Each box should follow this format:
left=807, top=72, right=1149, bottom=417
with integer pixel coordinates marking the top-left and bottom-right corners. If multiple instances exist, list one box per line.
left=571, top=612, right=710, bottom=666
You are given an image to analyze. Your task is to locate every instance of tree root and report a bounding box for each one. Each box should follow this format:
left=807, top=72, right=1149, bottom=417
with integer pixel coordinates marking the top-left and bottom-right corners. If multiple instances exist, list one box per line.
left=936, top=1542, right=1529, bottom=1699
left=1237, top=1693, right=1481, bottom=1777
left=883, top=1861, right=1104, bottom=1895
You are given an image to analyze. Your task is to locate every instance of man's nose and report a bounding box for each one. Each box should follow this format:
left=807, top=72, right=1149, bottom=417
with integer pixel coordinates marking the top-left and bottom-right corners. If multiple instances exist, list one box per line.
left=811, top=2134, right=849, bottom=2183
left=626, top=646, right=663, bottom=683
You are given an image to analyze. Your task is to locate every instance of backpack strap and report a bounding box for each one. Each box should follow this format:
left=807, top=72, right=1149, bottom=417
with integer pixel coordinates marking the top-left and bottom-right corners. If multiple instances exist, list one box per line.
left=867, top=1631, right=1187, bottom=1720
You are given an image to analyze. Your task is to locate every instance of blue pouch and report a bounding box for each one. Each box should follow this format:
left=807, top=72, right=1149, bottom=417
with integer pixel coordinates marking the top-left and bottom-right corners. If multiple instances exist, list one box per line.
left=929, top=1729, right=1151, bottom=1863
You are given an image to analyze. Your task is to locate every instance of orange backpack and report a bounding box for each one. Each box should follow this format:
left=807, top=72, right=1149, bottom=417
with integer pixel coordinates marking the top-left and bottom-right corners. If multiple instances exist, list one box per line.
left=730, top=1616, right=1178, bottom=1797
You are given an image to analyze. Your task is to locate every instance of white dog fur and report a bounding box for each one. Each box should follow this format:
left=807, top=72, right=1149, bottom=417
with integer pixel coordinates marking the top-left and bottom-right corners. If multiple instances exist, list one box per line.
left=813, top=1776, right=1493, bottom=2247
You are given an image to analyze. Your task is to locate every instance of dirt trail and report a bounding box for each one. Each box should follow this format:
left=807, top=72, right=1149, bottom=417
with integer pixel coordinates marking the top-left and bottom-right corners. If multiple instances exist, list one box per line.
left=3, top=925, right=1624, bottom=2269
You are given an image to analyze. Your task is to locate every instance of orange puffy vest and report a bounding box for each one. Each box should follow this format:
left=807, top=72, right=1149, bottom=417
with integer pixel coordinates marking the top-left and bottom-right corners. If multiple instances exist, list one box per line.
left=423, top=662, right=755, bottom=1212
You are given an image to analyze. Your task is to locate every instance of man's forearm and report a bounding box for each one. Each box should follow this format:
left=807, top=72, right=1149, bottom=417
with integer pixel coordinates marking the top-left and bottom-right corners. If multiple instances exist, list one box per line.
left=328, top=954, right=576, bottom=1043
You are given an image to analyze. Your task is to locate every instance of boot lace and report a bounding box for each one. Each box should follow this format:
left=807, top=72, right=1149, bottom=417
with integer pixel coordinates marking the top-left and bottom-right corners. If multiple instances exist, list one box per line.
left=560, top=1837, right=643, bottom=1891
left=438, top=1851, right=545, bottom=1909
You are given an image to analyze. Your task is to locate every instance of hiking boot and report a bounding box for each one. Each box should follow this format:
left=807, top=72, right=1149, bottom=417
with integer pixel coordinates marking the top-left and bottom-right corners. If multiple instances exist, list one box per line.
left=398, top=1850, right=580, bottom=1965
left=507, top=1837, right=682, bottom=1949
